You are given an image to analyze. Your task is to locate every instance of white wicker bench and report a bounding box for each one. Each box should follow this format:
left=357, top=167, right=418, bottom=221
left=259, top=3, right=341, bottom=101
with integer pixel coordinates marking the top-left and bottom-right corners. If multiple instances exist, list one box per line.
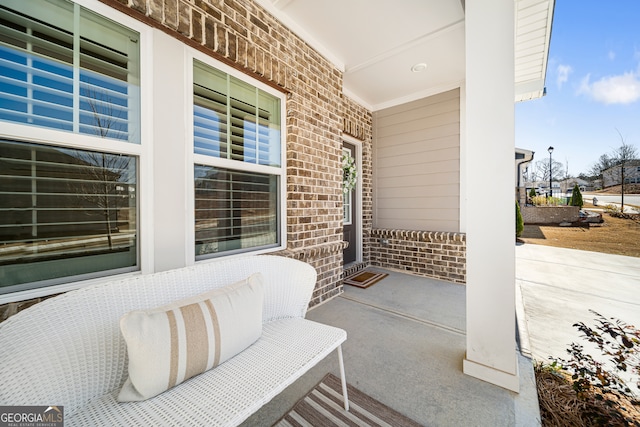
left=0, top=255, right=348, bottom=426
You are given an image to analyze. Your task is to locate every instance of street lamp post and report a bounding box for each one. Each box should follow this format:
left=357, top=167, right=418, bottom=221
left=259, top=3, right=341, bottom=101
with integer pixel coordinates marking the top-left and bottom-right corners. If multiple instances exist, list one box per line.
left=548, top=146, right=554, bottom=198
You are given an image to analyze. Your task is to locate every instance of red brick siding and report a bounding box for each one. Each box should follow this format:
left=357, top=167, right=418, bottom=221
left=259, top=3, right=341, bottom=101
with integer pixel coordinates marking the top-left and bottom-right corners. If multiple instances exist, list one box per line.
left=98, top=0, right=358, bottom=306
left=521, top=206, right=580, bottom=224
left=370, top=229, right=466, bottom=284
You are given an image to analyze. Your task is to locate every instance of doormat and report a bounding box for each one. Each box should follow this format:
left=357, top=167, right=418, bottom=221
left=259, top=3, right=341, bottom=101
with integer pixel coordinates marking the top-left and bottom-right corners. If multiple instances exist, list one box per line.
left=343, top=271, right=388, bottom=289
left=272, top=373, right=422, bottom=427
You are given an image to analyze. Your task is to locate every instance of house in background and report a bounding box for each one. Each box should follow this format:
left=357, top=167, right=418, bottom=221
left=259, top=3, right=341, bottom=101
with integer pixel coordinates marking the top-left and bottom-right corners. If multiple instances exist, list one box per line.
left=559, top=177, right=589, bottom=194
left=0, top=0, right=554, bottom=392
left=516, top=147, right=535, bottom=204
left=603, top=160, right=640, bottom=187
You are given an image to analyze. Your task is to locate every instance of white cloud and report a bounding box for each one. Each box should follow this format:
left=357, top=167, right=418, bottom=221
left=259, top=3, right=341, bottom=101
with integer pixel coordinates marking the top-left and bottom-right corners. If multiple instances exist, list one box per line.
left=556, top=64, right=572, bottom=89
left=578, top=71, right=640, bottom=105
left=608, top=50, right=616, bottom=61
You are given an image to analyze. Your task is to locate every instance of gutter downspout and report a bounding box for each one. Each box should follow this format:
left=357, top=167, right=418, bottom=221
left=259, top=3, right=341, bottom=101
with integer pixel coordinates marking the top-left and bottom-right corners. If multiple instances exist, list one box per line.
left=516, top=153, right=534, bottom=204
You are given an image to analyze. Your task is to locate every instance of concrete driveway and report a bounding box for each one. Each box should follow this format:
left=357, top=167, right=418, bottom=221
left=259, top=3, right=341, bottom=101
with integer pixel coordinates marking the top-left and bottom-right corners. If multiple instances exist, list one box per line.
left=516, top=243, right=640, bottom=390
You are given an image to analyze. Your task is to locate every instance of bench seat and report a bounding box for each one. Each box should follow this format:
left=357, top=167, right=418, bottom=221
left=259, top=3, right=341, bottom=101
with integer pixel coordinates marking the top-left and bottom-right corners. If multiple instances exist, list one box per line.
left=68, top=318, right=346, bottom=426
left=0, top=255, right=348, bottom=426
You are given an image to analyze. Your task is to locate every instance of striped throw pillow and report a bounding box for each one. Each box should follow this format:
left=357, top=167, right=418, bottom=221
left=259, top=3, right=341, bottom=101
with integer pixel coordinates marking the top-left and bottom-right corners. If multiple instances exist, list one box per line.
left=117, top=273, right=264, bottom=402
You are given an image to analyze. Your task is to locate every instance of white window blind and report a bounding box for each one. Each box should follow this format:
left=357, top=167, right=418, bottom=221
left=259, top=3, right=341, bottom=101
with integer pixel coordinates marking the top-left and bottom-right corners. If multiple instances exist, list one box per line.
left=192, top=59, right=283, bottom=258
left=0, top=139, right=137, bottom=292
left=0, top=0, right=140, bottom=143
left=194, top=166, right=278, bottom=255
left=193, top=60, right=280, bottom=166
left=0, top=0, right=141, bottom=295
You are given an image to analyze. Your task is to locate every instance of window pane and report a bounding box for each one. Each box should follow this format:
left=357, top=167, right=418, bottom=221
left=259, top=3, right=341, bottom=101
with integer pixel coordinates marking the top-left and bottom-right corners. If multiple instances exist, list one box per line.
left=343, top=191, right=352, bottom=225
left=193, top=60, right=280, bottom=166
left=195, top=165, right=278, bottom=256
left=229, top=77, right=258, bottom=163
left=257, top=90, right=281, bottom=166
left=194, top=63, right=228, bottom=159
left=0, top=0, right=140, bottom=143
left=0, top=139, right=137, bottom=292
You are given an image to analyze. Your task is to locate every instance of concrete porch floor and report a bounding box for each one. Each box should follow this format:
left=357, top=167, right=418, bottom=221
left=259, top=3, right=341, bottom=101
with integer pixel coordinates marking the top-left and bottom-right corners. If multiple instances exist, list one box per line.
left=242, top=268, right=540, bottom=427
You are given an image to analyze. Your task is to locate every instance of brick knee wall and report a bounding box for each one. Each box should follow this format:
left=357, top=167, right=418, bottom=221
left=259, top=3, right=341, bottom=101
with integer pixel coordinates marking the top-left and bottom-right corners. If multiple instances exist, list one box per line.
left=274, top=242, right=347, bottom=307
left=369, top=229, right=466, bottom=284
left=521, top=206, right=580, bottom=224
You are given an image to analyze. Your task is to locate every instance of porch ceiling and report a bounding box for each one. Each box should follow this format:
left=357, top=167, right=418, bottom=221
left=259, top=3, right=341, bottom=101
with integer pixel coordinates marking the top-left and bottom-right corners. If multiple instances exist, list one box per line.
left=254, top=0, right=554, bottom=111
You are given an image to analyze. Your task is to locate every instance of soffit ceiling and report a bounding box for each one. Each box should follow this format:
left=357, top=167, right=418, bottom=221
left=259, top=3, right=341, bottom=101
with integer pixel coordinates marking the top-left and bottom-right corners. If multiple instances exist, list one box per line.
left=514, top=0, right=555, bottom=102
left=255, top=0, right=554, bottom=111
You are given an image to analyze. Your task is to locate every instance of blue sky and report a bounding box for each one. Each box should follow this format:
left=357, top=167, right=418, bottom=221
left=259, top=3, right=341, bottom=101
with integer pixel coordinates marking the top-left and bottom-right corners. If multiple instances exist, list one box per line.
left=516, top=1, right=640, bottom=177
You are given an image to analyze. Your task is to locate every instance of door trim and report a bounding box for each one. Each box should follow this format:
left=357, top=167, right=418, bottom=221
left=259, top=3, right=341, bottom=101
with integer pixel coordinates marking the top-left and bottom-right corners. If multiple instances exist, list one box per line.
left=342, top=135, right=362, bottom=264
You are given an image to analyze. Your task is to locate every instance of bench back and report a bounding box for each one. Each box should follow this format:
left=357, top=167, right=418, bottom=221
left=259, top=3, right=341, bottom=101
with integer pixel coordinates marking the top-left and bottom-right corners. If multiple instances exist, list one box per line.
left=0, top=255, right=316, bottom=416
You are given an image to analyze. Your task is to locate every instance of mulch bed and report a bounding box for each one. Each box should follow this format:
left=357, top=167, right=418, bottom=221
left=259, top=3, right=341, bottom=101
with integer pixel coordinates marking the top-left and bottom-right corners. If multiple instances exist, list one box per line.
left=535, top=365, right=640, bottom=426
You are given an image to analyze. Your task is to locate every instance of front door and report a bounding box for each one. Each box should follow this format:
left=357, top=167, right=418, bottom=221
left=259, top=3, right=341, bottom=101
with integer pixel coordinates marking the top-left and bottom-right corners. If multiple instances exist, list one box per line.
left=342, top=143, right=357, bottom=265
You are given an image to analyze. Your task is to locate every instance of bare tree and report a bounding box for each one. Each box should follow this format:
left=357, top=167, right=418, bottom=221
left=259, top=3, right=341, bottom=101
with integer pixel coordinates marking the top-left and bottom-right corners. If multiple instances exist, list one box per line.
left=522, top=165, right=535, bottom=185
left=534, top=159, right=564, bottom=190
left=81, top=84, right=128, bottom=140
left=72, top=84, right=133, bottom=249
left=588, top=153, right=615, bottom=184
left=610, top=129, right=639, bottom=211
left=71, top=151, right=133, bottom=250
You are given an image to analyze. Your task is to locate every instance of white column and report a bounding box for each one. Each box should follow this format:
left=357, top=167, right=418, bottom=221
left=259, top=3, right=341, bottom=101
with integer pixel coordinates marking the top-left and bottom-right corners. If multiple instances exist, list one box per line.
left=152, top=30, right=189, bottom=272
left=463, top=0, right=519, bottom=392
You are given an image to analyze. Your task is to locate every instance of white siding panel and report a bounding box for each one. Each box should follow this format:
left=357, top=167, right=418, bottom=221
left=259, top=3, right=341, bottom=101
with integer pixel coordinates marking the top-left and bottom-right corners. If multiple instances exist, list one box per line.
left=373, top=88, right=460, bottom=232
left=377, top=183, right=459, bottom=199
left=378, top=207, right=457, bottom=221
left=376, top=98, right=460, bottom=127
left=377, top=196, right=459, bottom=210
left=376, top=217, right=459, bottom=232
left=516, top=27, right=547, bottom=44
left=375, top=110, right=459, bottom=139
left=377, top=158, right=459, bottom=177
left=377, top=145, right=459, bottom=168
left=375, top=89, right=459, bottom=118
left=377, top=129, right=459, bottom=151
left=379, top=171, right=459, bottom=188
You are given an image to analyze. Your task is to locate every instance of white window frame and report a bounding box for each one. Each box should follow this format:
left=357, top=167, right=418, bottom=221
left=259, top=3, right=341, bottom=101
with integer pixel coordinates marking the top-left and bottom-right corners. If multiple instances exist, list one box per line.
left=185, top=50, right=287, bottom=264
left=0, top=0, right=153, bottom=304
left=342, top=147, right=353, bottom=226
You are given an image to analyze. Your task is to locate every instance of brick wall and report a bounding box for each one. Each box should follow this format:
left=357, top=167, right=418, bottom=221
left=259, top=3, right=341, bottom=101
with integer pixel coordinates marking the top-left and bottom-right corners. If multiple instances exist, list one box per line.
left=0, top=0, right=378, bottom=321
left=98, top=0, right=365, bottom=306
left=369, top=229, right=466, bottom=284
left=521, top=206, right=580, bottom=224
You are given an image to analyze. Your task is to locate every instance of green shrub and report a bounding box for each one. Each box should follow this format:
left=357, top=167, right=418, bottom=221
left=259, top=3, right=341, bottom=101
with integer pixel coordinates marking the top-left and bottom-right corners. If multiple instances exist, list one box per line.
left=531, top=195, right=564, bottom=206
left=531, top=195, right=547, bottom=206
left=604, top=204, right=621, bottom=214
left=569, top=184, right=584, bottom=208
left=516, top=201, right=524, bottom=237
left=529, top=187, right=537, bottom=198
